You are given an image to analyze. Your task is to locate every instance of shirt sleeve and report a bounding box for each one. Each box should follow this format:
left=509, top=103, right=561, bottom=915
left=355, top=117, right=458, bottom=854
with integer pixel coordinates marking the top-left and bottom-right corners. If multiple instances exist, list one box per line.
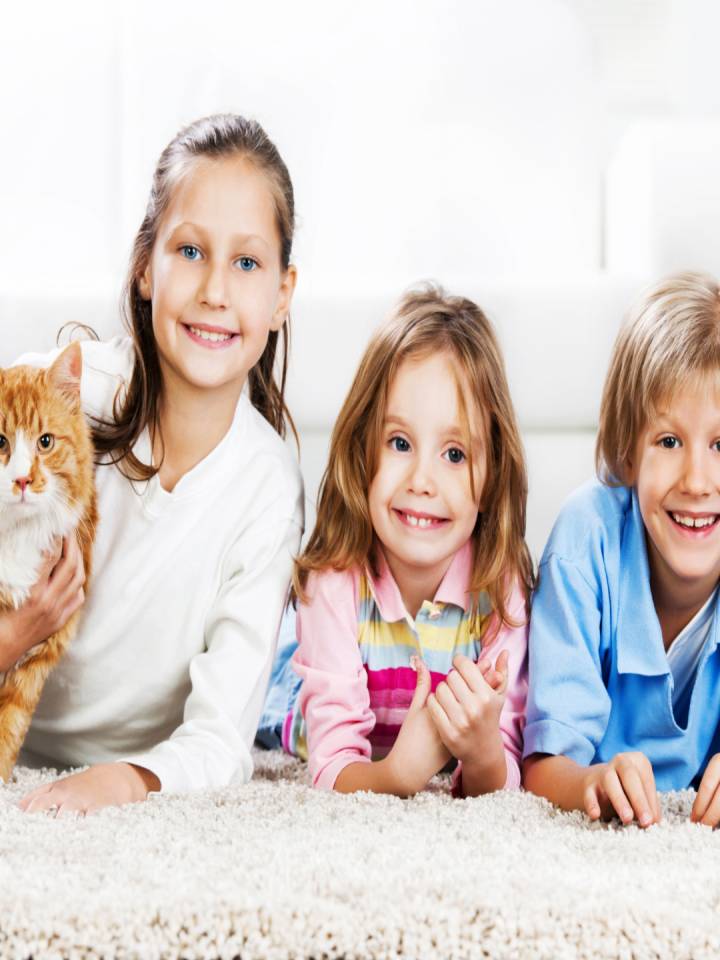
left=522, top=553, right=611, bottom=765
left=121, top=507, right=303, bottom=794
left=293, top=568, right=376, bottom=790
left=453, top=581, right=528, bottom=795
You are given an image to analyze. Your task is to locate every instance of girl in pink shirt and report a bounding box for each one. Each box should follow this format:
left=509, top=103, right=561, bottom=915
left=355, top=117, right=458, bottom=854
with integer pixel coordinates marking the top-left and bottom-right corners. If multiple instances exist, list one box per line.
left=260, top=286, right=533, bottom=796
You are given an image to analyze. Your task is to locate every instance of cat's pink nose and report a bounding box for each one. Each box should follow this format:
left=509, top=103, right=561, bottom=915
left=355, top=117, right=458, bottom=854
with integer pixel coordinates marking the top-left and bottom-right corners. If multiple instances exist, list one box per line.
left=14, top=477, right=30, bottom=493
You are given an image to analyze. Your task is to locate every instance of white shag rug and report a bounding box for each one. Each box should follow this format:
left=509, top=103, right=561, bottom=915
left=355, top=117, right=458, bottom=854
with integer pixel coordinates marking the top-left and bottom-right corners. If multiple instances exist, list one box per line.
left=1, top=750, right=718, bottom=960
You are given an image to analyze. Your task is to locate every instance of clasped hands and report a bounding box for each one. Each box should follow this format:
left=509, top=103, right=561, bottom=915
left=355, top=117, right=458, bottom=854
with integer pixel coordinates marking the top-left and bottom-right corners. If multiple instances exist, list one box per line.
left=384, top=650, right=509, bottom=797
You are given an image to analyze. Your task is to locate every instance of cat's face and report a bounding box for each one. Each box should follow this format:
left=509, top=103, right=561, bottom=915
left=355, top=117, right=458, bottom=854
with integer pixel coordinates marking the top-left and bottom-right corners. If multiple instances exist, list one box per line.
left=0, top=344, right=92, bottom=531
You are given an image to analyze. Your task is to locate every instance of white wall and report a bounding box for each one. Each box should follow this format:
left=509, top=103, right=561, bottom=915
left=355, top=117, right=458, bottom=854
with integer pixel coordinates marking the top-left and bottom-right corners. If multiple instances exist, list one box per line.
left=1, top=0, right=719, bottom=557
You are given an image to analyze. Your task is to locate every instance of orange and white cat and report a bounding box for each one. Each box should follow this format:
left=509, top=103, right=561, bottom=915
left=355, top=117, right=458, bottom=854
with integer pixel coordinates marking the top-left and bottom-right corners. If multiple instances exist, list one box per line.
left=0, top=342, right=96, bottom=781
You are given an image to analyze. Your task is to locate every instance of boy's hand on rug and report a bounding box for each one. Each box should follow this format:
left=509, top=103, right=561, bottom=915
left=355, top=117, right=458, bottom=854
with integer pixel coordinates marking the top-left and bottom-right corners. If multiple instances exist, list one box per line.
left=691, top=753, right=720, bottom=826
left=18, top=763, right=160, bottom=816
left=385, top=657, right=451, bottom=795
left=426, top=652, right=508, bottom=764
left=582, top=751, right=661, bottom=828
left=0, top=536, right=85, bottom=671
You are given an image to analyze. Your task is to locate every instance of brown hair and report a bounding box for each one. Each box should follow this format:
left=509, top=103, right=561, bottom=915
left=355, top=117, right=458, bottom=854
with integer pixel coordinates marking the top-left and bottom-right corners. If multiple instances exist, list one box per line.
left=597, top=271, right=720, bottom=485
left=93, top=113, right=296, bottom=478
left=294, top=285, right=533, bottom=639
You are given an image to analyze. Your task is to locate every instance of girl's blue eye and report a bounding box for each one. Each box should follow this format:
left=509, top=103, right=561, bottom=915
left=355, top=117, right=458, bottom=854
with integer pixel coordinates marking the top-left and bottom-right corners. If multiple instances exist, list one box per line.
left=660, top=436, right=679, bottom=449
left=237, top=257, right=257, bottom=272
left=390, top=436, right=410, bottom=453
left=180, top=245, right=201, bottom=261
left=444, top=447, right=466, bottom=464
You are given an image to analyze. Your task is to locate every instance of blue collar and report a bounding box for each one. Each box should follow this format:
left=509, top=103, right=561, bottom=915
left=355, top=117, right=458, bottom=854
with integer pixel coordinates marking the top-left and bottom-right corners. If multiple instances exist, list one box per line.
left=616, top=488, right=720, bottom=675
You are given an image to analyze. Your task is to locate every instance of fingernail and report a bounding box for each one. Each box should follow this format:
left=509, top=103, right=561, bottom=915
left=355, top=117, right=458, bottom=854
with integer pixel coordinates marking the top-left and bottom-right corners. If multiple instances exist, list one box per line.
left=410, top=656, right=419, bottom=671
left=640, top=812, right=652, bottom=827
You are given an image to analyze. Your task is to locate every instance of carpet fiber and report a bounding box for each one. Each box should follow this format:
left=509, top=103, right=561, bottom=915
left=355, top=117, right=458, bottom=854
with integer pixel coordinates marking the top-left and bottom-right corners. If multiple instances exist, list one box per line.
left=1, top=750, right=718, bottom=959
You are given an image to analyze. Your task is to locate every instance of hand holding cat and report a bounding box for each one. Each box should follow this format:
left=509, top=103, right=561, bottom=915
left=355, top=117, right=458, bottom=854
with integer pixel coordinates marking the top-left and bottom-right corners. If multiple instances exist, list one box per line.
left=0, top=536, right=85, bottom=672
left=19, top=762, right=160, bottom=816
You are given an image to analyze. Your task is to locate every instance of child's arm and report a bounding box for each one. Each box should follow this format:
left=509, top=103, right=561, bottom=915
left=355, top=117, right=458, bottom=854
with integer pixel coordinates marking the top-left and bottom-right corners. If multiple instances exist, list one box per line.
left=296, top=569, right=449, bottom=796
left=523, top=552, right=661, bottom=825
left=20, top=500, right=303, bottom=813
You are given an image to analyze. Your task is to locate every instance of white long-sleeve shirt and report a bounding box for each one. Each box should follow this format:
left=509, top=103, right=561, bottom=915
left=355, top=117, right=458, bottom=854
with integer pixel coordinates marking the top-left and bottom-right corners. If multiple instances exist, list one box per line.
left=17, top=337, right=304, bottom=794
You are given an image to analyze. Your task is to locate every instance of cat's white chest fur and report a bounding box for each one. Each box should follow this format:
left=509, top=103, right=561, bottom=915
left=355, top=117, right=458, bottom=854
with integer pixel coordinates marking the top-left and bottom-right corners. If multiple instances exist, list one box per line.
left=0, top=505, right=79, bottom=609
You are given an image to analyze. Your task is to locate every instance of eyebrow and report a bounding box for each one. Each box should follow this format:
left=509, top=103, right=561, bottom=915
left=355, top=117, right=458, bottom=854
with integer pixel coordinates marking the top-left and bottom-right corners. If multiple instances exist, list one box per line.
left=167, top=222, right=270, bottom=248
left=384, top=414, right=478, bottom=442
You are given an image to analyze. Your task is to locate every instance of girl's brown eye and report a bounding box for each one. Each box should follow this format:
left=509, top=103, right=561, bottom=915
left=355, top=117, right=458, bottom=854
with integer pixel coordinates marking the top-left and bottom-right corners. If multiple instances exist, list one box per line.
left=38, top=433, right=55, bottom=452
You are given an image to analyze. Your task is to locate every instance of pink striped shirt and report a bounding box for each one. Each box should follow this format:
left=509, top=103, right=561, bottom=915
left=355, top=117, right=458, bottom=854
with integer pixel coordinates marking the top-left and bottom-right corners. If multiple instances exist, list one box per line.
left=287, top=543, right=528, bottom=792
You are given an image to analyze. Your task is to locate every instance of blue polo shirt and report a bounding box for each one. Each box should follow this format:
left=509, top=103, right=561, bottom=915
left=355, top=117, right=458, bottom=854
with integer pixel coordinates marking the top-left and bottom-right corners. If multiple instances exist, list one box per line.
left=523, top=479, right=720, bottom=790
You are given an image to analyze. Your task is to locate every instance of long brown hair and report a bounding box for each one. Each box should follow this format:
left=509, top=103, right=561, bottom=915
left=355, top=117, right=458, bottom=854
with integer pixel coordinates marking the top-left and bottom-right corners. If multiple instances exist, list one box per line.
left=295, top=286, right=533, bottom=639
left=94, top=114, right=296, bottom=478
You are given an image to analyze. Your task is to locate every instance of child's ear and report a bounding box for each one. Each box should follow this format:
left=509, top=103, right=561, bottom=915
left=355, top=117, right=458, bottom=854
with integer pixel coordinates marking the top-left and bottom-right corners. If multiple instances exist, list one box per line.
left=47, top=342, right=82, bottom=409
left=138, top=263, right=152, bottom=301
left=270, top=264, right=297, bottom=332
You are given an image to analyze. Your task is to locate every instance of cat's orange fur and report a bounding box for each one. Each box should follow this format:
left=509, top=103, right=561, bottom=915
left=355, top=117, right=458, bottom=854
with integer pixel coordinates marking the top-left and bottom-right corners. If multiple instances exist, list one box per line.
left=0, top=342, right=96, bottom=781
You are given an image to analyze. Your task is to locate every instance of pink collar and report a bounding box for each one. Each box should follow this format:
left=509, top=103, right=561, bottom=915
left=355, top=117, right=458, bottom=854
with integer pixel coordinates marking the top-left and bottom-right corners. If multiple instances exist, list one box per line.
left=365, top=540, right=473, bottom=622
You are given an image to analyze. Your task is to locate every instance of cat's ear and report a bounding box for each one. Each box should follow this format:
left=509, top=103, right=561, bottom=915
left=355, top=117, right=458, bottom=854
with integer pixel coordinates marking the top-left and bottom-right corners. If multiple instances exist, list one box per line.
left=47, top=342, right=82, bottom=409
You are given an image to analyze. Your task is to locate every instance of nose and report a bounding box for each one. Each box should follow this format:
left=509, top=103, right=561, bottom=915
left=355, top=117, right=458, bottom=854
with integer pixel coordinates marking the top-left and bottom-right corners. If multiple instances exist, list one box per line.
left=407, top=454, right=437, bottom=497
left=14, top=476, right=31, bottom=494
left=200, top=261, right=230, bottom=309
left=680, top=447, right=713, bottom=497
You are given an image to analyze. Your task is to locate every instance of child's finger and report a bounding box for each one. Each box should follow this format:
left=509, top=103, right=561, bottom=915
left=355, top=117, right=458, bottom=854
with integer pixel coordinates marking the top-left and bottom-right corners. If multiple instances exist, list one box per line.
left=696, top=784, right=720, bottom=827
left=17, top=782, right=54, bottom=812
left=445, top=668, right=474, bottom=706
left=433, top=680, right=465, bottom=728
left=617, top=766, right=654, bottom=827
left=409, top=656, right=432, bottom=711
left=452, top=654, right=485, bottom=693
left=639, top=760, right=662, bottom=824
left=692, top=773, right=720, bottom=823
left=583, top=783, right=602, bottom=821
left=426, top=693, right=454, bottom=746
left=493, top=650, right=509, bottom=694
left=603, top=768, right=634, bottom=824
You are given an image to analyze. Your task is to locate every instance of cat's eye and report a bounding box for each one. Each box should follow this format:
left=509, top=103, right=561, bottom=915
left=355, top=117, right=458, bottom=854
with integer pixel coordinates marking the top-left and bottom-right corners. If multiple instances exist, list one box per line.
left=37, top=433, right=55, bottom=452
left=0, top=435, right=6, bottom=451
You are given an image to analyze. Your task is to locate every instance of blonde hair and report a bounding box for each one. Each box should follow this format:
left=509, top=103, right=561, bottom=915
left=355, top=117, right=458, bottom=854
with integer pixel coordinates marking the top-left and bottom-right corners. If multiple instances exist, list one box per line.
left=294, top=285, right=533, bottom=639
left=597, top=272, right=720, bottom=485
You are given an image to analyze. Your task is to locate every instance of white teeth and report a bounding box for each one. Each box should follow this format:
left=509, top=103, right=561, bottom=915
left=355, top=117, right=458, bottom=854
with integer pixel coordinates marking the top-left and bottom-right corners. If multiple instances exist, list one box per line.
left=402, top=513, right=434, bottom=528
left=189, top=326, right=232, bottom=342
left=671, top=512, right=717, bottom=528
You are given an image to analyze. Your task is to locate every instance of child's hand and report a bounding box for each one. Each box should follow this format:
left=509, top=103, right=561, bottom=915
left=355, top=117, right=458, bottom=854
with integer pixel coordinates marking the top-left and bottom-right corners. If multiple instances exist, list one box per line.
left=18, top=762, right=160, bottom=816
left=582, top=751, right=661, bottom=827
left=385, top=657, right=451, bottom=795
left=691, top=753, right=720, bottom=826
left=426, top=652, right=508, bottom=765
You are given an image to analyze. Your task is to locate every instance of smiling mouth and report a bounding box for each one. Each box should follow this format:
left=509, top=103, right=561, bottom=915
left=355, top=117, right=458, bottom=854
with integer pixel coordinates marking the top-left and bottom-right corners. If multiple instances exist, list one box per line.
left=393, top=508, right=449, bottom=530
left=183, top=323, right=238, bottom=345
left=668, top=511, right=720, bottom=531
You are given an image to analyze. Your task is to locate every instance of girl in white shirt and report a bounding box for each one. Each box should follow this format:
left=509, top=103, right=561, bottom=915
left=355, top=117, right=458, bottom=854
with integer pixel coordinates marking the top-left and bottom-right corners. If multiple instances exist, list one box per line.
left=3, top=114, right=303, bottom=813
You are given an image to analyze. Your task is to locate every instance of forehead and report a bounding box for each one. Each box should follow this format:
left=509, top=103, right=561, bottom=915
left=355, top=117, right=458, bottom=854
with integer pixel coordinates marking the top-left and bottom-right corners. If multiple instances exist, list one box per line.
left=387, top=352, right=485, bottom=437
left=161, top=156, right=280, bottom=247
left=649, top=372, right=720, bottom=423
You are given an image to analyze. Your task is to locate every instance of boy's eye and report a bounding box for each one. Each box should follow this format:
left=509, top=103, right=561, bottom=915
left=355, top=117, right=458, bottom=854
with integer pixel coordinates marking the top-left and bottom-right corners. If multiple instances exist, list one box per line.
left=390, top=436, right=410, bottom=453
left=180, top=245, right=201, bottom=261
left=444, top=447, right=466, bottom=464
left=659, top=436, right=679, bottom=449
left=236, top=257, right=257, bottom=272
